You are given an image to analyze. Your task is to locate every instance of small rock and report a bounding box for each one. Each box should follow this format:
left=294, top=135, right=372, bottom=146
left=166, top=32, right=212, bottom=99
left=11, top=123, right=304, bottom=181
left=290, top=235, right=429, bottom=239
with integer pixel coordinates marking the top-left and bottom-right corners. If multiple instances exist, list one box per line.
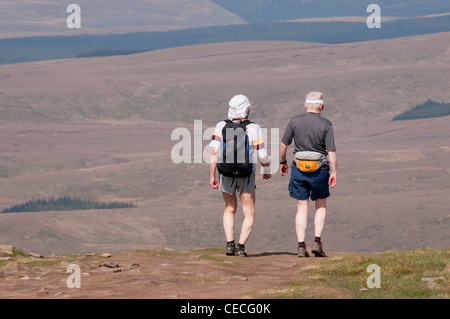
left=126, top=264, right=141, bottom=274
left=85, top=253, right=96, bottom=257
left=0, top=257, right=11, bottom=261
left=113, top=268, right=122, bottom=273
left=37, top=287, right=49, bottom=295
left=421, top=276, right=445, bottom=282
left=100, top=261, right=120, bottom=268
left=99, top=252, right=112, bottom=258
left=0, top=244, right=14, bottom=255
left=128, top=263, right=140, bottom=269
left=231, top=275, right=248, bottom=281
left=359, top=287, right=369, bottom=291
left=28, top=252, right=43, bottom=258
left=301, top=265, right=320, bottom=270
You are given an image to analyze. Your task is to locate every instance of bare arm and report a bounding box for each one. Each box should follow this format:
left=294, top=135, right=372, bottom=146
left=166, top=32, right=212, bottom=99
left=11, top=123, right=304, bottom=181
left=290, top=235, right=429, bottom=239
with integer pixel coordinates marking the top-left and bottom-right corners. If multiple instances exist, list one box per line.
left=279, top=142, right=288, bottom=176
left=328, top=150, right=337, bottom=189
left=209, top=148, right=219, bottom=189
left=260, top=156, right=271, bottom=180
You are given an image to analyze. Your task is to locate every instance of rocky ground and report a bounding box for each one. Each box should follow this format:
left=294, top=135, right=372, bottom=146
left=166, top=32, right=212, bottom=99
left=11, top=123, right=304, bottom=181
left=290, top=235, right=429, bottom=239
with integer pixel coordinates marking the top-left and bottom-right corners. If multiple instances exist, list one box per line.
left=0, top=246, right=347, bottom=299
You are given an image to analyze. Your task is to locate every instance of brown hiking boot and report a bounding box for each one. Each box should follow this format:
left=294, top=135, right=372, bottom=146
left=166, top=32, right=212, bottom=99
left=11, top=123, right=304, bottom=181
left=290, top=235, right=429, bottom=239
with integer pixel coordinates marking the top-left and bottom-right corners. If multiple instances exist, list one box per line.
left=297, top=246, right=309, bottom=257
left=311, top=242, right=327, bottom=257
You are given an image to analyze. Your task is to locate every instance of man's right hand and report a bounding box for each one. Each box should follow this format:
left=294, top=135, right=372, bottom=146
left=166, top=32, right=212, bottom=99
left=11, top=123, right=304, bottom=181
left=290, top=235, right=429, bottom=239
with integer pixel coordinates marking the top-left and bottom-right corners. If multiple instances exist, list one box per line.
left=328, top=172, right=337, bottom=189
left=280, top=164, right=288, bottom=176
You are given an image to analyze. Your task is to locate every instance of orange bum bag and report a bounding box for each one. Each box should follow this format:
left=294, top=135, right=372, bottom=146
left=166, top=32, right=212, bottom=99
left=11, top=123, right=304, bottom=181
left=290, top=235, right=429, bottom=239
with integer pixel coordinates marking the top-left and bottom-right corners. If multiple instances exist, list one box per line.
left=294, top=151, right=327, bottom=173
left=296, top=160, right=319, bottom=172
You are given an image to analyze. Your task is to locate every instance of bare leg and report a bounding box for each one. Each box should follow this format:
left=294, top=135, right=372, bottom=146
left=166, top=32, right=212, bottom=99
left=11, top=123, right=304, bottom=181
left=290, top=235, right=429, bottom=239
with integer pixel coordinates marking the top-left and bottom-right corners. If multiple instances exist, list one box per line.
left=314, top=198, right=327, bottom=238
left=222, top=192, right=237, bottom=242
left=238, top=191, right=255, bottom=245
left=295, top=199, right=309, bottom=242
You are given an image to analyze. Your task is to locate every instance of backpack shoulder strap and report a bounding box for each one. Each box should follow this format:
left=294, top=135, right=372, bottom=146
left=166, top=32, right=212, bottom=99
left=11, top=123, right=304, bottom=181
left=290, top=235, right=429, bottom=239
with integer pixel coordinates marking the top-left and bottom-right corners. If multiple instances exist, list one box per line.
left=225, top=119, right=253, bottom=130
left=237, top=119, right=253, bottom=128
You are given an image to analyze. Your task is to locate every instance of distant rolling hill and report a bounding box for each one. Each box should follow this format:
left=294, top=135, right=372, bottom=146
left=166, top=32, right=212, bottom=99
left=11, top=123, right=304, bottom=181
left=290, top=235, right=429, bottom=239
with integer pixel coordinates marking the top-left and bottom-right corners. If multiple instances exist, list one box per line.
left=4, top=0, right=449, bottom=41
left=1, top=14, right=449, bottom=65
left=0, top=0, right=245, bottom=39
left=1, top=32, right=449, bottom=126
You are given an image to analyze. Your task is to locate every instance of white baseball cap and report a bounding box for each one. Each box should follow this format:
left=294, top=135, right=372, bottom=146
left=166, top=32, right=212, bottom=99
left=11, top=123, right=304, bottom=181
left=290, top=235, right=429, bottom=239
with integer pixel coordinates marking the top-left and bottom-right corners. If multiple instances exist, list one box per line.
left=228, top=94, right=253, bottom=120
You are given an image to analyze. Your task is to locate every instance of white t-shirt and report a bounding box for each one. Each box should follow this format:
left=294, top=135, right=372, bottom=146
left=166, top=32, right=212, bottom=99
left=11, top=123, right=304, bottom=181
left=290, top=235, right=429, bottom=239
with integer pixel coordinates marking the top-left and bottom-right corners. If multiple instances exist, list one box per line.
left=210, top=120, right=268, bottom=169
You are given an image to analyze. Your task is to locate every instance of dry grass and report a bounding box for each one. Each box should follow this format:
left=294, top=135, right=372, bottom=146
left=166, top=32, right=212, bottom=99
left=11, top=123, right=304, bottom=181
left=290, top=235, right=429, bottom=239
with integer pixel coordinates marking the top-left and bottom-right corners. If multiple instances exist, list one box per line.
left=256, top=248, right=450, bottom=299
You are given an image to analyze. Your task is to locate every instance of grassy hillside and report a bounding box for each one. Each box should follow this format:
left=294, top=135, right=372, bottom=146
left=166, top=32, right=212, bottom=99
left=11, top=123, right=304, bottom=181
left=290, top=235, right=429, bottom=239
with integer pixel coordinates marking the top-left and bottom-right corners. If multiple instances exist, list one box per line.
left=266, top=247, right=449, bottom=299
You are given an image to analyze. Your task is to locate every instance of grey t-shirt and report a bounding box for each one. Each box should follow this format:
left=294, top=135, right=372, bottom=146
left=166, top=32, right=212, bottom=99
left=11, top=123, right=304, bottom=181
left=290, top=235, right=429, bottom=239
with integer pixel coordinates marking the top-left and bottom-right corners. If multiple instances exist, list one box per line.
left=281, top=112, right=336, bottom=156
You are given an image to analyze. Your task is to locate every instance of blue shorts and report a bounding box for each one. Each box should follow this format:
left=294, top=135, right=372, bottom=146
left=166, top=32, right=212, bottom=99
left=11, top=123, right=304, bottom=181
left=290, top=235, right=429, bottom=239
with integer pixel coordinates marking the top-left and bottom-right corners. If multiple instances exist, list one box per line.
left=289, top=166, right=330, bottom=201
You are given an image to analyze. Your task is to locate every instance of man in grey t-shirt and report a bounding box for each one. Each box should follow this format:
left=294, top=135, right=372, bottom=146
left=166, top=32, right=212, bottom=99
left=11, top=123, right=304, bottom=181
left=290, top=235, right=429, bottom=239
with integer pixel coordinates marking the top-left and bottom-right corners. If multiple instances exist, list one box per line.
left=279, top=91, right=337, bottom=257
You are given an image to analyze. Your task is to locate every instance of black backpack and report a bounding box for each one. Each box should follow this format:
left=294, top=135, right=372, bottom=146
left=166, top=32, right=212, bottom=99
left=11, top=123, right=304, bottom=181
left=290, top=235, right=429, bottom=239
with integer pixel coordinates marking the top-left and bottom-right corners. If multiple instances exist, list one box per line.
left=218, top=119, right=253, bottom=178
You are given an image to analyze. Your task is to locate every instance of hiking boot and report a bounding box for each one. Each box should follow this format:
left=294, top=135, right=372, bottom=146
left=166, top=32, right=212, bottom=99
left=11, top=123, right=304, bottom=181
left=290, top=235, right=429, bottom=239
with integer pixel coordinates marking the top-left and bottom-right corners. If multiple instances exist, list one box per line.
left=235, top=244, right=247, bottom=257
left=225, top=242, right=236, bottom=256
left=297, top=246, right=309, bottom=257
left=311, top=242, right=327, bottom=257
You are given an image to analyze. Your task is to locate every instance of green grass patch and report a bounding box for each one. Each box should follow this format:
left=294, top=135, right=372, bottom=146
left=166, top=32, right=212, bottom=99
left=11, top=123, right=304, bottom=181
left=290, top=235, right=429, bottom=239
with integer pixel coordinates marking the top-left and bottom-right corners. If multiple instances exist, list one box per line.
left=118, top=248, right=185, bottom=259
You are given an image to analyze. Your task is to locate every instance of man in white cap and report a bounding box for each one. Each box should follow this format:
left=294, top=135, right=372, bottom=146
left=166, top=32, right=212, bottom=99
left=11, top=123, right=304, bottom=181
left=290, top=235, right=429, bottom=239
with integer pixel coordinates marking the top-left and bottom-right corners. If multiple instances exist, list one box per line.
left=210, top=94, right=271, bottom=257
left=279, top=91, right=337, bottom=257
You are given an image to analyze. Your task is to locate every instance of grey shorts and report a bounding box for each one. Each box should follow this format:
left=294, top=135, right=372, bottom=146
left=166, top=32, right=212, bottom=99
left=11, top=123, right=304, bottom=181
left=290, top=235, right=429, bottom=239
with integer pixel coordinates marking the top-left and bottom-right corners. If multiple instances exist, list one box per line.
left=219, top=171, right=256, bottom=195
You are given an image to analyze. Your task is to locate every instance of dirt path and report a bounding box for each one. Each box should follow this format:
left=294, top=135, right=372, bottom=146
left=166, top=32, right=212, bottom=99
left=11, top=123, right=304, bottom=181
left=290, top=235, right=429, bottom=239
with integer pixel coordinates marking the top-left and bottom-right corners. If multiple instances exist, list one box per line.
left=0, top=248, right=334, bottom=299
